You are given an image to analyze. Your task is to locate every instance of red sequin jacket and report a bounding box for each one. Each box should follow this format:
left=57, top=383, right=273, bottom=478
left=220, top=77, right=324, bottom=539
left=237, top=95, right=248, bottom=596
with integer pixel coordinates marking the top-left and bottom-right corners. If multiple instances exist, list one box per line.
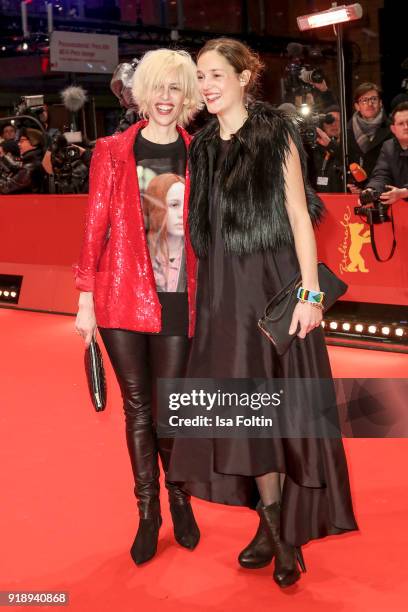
left=74, top=121, right=197, bottom=337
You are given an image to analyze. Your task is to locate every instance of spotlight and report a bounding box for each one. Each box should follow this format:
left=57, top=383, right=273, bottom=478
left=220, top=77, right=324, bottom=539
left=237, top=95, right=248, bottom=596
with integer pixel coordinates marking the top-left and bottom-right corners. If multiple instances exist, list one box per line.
left=321, top=321, right=326, bottom=328
left=330, top=321, right=338, bottom=330
left=10, top=291, right=17, bottom=298
left=381, top=326, right=390, bottom=336
left=395, top=328, right=404, bottom=337
left=22, top=42, right=28, bottom=51
left=3, top=290, right=9, bottom=297
left=368, top=325, right=377, bottom=334
left=342, top=323, right=351, bottom=331
left=355, top=324, right=364, bottom=332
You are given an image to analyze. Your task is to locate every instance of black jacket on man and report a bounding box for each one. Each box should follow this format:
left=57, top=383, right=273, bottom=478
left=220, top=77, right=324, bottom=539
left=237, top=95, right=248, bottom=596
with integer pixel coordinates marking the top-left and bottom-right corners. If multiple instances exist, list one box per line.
left=188, top=101, right=324, bottom=258
left=366, top=137, right=408, bottom=196
left=306, top=139, right=343, bottom=193
left=0, top=147, right=45, bottom=194
left=347, top=116, right=392, bottom=179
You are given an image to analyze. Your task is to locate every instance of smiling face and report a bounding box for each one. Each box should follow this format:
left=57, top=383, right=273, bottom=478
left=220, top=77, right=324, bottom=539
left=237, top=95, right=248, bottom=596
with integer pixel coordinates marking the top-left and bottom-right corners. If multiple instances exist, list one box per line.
left=166, top=181, right=184, bottom=237
left=196, top=50, right=248, bottom=116
left=146, top=70, right=186, bottom=128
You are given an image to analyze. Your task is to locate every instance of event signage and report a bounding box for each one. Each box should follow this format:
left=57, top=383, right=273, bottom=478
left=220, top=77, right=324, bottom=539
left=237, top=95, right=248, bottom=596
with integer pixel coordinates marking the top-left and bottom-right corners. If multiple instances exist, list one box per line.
left=50, top=31, right=119, bottom=74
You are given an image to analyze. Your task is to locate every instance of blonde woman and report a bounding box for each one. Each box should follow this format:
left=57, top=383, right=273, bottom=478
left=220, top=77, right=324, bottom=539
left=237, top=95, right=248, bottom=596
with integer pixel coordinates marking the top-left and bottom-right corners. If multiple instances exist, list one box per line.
left=75, top=49, right=201, bottom=565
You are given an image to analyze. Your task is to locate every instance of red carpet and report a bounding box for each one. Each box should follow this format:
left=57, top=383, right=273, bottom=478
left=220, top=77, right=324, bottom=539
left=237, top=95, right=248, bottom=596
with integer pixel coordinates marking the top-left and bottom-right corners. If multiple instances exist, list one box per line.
left=1, top=309, right=408, bottom=611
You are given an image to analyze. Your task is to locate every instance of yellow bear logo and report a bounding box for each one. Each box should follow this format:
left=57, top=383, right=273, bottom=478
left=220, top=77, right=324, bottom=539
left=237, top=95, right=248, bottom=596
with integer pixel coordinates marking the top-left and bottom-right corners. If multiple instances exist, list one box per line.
left=346, top=223, right=371, bottom=272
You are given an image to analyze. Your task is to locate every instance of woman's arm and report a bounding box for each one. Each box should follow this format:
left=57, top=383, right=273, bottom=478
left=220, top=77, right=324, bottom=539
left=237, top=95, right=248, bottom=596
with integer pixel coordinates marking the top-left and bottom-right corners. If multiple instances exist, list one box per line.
left=74, top=138, right=112, bottom=292
left=283, top=138, right=323, bottom=339
left=74, top=138, right=112, bottom=345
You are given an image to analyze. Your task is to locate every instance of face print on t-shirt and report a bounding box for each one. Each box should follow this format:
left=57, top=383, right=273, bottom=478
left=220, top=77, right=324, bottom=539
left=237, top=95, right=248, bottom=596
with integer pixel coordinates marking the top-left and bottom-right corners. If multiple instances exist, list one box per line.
left=138, top=163, right=186, bottom=292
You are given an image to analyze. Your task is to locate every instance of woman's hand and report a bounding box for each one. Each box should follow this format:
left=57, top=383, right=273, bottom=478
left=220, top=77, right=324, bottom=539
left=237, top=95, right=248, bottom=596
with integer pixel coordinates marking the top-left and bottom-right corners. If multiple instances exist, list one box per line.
left=75, top=292, right=97, bottom=347
left=289, top=301, right=323, bottom=339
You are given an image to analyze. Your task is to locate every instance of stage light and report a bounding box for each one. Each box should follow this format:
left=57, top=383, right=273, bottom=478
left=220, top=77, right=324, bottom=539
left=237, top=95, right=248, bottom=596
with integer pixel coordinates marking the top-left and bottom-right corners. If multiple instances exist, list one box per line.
left=330, top=322, right=338, bottom=330
left=297, top=4, right=363, bottom=31
left=0, top=275, right=23, bottom=304
left=321, top=321, right=326, bottom=328
left=395, top=328, right=404, bottom=337
left=342, top=323, right=351, bottom=331
left=368, top=325, right=377, bottom=334
left=22, top=42, right=28, bottom=51
left=355, top=324, right=364, bottom=332
left=381, top=327, right=390, bottom=336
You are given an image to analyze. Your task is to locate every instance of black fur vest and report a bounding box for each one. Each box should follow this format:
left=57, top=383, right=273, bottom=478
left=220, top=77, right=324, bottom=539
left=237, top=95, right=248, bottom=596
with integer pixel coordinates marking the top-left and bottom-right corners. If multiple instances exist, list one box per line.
left=188, top=101, right=324, bottom=257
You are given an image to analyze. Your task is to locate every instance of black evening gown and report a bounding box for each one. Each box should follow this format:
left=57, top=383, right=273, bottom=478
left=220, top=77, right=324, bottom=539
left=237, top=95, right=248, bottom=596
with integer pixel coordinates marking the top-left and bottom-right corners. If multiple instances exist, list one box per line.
left=168, top=138, right=358, bottom=546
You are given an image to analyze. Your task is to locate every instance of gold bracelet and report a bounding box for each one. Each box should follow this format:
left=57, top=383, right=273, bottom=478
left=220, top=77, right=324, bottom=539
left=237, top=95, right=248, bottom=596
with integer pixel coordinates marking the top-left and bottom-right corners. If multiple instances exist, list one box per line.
left=299, top=299, right=324, bottom=310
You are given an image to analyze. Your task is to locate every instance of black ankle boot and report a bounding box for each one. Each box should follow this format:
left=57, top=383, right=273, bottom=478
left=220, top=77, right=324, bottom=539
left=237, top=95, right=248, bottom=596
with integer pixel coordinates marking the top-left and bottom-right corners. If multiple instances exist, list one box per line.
left=259, top=502, right=306, bottom=588
left=130, top=505, right=162, bottom=565
left=238, top=510, right=274, bottom=569
left=167, top=482, right=200, bottom=550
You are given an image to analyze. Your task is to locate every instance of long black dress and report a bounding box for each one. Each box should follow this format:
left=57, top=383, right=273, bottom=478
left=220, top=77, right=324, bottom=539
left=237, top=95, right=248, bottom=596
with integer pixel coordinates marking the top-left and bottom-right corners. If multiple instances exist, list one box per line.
left=168, top=137, right=358, bottom=547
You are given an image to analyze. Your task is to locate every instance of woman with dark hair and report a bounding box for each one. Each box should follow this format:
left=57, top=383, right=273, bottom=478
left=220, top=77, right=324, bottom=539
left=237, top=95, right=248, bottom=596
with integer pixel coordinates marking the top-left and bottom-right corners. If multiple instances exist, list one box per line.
left=168, top=38, right=358, bottom=588
left=75, top=49, right=201, bottom=566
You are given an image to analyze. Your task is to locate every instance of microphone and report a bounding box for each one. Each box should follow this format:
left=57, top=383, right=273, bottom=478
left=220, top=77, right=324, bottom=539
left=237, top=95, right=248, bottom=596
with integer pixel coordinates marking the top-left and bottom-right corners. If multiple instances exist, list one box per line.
left=349, top=162, right=368, bottom=183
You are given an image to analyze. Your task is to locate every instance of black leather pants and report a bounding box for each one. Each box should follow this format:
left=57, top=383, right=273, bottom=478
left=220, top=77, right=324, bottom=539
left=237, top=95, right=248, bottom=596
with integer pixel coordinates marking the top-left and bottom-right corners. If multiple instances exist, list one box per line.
left=99, top=328, right=190, bottom=518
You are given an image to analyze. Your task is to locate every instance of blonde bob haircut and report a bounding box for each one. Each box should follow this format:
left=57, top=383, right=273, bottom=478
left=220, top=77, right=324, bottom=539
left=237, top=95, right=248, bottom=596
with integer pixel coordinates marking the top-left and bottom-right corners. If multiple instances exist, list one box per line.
left=131, top=49, right=202, bottom=126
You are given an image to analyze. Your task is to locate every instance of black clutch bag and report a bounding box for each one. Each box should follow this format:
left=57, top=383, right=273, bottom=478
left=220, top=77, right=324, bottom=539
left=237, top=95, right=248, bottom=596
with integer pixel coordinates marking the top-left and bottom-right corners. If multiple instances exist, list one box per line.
left=258, top=262, right=348, bottom=356
left=84, top=338, right=107, bottom=411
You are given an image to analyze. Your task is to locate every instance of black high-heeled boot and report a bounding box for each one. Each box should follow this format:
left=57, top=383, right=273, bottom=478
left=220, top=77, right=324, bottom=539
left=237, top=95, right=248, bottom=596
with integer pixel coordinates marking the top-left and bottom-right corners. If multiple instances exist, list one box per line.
left=258, top=502, right=306, bottom=588
left=127, top=423, right=162, bottom=565
left=238, top=505, right=274, bottom=568
left=157, top=437, right=200, bottom=550
left=166, top=482, right=200, bottom=550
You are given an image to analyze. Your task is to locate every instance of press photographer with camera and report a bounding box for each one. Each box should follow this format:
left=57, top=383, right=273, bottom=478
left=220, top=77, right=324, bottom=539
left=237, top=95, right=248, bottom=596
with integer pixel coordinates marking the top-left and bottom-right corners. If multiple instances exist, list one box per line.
left=307, top=105, right=343, bottom=192
left=0, top=139, right=21, bottom=183
left=0, top=127, right=46, bottom=194
left=0, top=123, right=17, bottom=143
left=361, top=102, right=408, bottom=205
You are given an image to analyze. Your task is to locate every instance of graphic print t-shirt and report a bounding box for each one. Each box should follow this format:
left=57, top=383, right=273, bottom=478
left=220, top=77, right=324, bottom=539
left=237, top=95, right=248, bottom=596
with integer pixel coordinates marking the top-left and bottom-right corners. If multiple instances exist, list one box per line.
left=134, top=131, right=188, bottom=335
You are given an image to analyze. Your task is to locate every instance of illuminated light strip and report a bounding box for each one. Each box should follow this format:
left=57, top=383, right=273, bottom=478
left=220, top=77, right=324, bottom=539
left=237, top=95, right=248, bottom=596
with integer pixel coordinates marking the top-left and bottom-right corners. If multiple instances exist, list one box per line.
left=323, top=320, right=407, bottom=340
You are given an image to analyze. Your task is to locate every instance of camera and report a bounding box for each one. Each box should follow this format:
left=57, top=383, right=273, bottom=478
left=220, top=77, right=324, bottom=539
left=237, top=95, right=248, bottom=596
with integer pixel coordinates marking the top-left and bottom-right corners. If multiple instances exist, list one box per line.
left=297, top=111, right=336, bottom=148
left=283, top=43, right=326, bottom=102
left=14, top=95, right=46, bottom=120
left=354, top=189, right=391, bottom=224
left=50, top=134, right=89, bottom=194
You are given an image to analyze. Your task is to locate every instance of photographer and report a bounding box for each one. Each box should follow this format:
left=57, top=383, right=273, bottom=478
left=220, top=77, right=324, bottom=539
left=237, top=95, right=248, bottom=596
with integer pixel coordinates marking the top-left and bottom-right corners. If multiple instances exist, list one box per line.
left=307, top=105, right=343, bottom=192
left=0, top=128, right=45, bottom=194
left=0, top=140, right=21, bottom=182
left=361, top=102, right=408, bottom=204
left=0, top=123, right=17, bottom=143
left=50, top=134, right=91, bottom=194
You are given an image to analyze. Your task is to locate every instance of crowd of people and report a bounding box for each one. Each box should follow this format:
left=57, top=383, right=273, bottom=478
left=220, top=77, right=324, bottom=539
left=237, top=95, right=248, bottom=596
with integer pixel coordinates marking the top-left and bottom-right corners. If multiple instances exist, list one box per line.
left=305, top=81, right=408, bottom=200
left=1, top=75, right=408, bottom=200
left=0, top=111, right=91, bottom=195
